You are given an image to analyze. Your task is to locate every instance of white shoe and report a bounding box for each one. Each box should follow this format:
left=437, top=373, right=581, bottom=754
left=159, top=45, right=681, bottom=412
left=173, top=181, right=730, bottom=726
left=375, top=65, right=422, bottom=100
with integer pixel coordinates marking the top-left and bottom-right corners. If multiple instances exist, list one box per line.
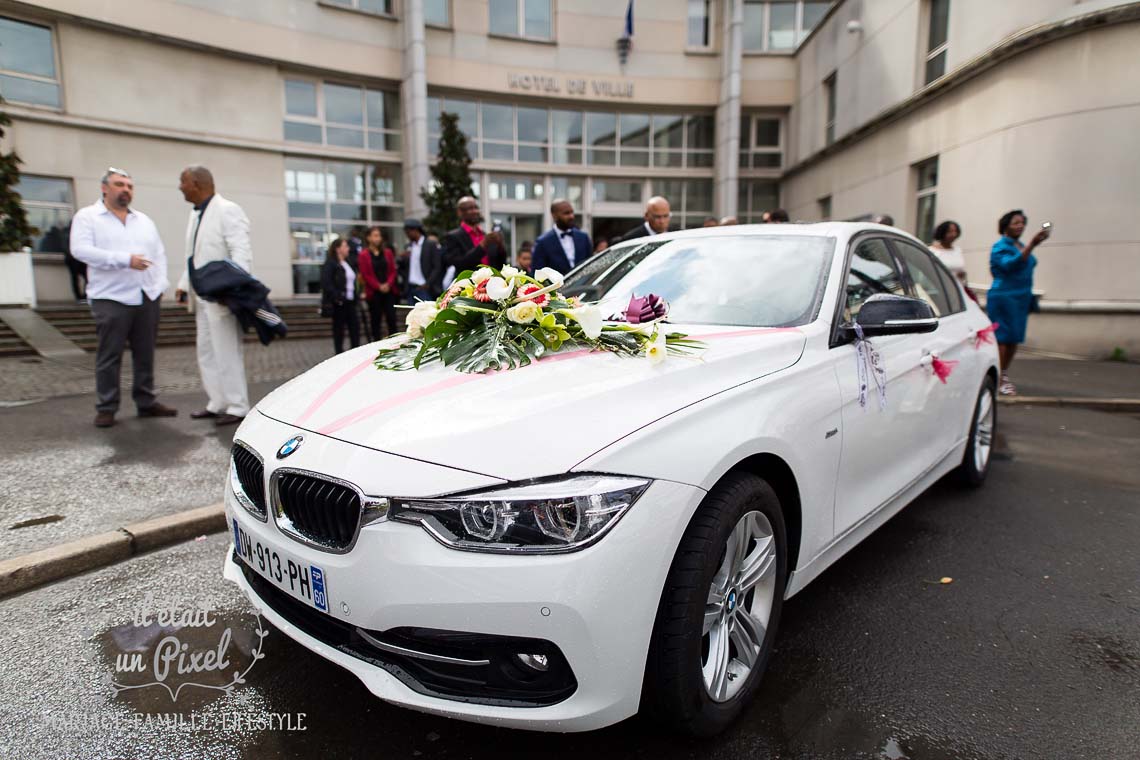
left=999, top=375, right=1017, bottom=396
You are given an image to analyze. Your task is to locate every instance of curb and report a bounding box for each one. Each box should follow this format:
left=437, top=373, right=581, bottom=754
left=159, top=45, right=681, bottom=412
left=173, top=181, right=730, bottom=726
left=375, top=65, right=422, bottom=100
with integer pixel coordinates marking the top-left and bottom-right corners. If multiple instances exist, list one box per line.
left=0, top=503, right=225, bottom=599
left=997, top=396, right=1140, bottom=413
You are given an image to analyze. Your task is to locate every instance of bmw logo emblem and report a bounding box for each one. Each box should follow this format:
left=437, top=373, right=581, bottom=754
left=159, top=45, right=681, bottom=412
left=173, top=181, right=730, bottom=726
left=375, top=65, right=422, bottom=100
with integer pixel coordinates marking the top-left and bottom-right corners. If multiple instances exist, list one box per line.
left=276, top=435, right=304, bottom=459
left=727, top=590, right=737, bottom=612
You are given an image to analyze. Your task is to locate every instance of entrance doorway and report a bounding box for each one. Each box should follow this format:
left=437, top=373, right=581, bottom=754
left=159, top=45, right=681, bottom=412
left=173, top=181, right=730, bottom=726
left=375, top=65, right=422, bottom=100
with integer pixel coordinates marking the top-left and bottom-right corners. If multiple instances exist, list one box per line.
left=486, top=213, right=544, bottom=266
left=592, top=217, right=643, bottom=247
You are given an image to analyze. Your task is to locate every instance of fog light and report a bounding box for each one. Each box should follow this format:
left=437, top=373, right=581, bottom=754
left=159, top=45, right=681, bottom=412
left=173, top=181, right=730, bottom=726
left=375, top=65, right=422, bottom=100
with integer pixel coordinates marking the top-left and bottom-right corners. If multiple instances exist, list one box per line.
left=515, top=653, right=549, bottom=672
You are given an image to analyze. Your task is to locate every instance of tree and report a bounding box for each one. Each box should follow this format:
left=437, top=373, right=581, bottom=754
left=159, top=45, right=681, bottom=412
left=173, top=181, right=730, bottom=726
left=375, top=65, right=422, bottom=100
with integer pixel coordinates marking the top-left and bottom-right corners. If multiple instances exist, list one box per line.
left=420, top=111, right=475, bottom=236
left=0, top=95, right=34, bottom=251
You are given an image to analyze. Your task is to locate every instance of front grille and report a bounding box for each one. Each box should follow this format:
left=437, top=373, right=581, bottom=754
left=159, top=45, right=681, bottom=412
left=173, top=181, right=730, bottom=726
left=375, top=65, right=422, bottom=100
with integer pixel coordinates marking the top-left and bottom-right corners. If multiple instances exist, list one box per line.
left=237, top=552, right=577, bottom=706
left=231, top=444, right=266, bottom=518
left=274, top=471, right=362, bottom=551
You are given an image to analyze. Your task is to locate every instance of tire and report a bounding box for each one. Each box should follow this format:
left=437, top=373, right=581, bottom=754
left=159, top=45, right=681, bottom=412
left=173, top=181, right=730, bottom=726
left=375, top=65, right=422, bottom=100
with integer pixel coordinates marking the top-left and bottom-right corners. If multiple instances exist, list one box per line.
left=642, top=472, right=788, bottom=737
left=957, top=374, right=997, bottom=487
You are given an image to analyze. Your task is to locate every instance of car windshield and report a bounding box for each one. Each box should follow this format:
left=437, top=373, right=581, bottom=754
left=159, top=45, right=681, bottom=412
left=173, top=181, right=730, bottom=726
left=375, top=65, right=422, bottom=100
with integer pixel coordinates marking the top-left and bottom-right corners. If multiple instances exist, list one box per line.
left=563, top=234, right=834, bottom=327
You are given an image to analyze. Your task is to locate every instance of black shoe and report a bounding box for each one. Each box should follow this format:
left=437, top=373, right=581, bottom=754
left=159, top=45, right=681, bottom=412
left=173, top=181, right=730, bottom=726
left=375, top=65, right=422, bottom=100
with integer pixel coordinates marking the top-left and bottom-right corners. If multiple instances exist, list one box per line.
left=190, top=409, right=219, bottom=420
left=215, top=413, right=244, bottom=427
left=95, top=411, right=115, bottom=428
left=138, top=402, right=178, bottom=418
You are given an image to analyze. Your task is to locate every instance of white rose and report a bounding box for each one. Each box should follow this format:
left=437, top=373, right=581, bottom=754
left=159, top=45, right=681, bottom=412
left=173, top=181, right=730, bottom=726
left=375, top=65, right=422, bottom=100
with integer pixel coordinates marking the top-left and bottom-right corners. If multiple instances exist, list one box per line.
left=646, top=334, right=667, bottom=365
left=485, top=276, right=515, bottom=302
left=450, top=278, right=472, bottom=290
left=472, top=267, right=493, bottom=284
left=567, top=303, right=602, bottom=340
left=506, top=301, right=541, bottom=324
left=501, top=265, right=522, bottom=280
left=406, top=301, right=439, bottom=339
left=534, top=267, right=564, bottom=286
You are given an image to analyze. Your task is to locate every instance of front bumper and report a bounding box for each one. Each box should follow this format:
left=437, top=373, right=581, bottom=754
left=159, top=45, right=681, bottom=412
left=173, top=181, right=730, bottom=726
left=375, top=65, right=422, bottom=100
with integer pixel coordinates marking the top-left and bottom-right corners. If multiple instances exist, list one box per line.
left=223, top=413, right=706, bottom=732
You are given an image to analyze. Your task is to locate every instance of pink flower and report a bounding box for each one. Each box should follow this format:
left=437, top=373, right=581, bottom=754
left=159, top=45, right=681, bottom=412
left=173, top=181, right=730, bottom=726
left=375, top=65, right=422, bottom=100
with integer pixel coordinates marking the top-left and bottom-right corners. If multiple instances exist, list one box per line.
left=625, top=294, right=668, bottom=324
left=517, top=283, right=549, bottom=306
left=473, top=281, right=492, bottom=303
left=439, top=283, right=462, bottom=309
left=931, top=356, right=959, bottom=384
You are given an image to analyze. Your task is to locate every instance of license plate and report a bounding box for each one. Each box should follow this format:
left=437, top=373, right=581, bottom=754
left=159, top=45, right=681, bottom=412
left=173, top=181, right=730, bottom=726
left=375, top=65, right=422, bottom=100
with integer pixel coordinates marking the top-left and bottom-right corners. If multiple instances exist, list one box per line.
left=233, top=518, right=330, bottom=614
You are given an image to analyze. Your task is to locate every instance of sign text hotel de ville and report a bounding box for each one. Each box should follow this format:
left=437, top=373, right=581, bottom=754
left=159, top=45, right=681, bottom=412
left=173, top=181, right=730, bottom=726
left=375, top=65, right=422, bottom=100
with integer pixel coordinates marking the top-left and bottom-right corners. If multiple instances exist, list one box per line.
left=508, top=72, right=634, bottom=99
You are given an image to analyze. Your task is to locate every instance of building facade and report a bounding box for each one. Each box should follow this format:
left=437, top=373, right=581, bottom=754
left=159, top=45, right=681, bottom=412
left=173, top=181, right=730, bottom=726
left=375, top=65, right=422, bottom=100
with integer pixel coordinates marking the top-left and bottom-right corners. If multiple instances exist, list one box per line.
left=2, top=0, right=1137, bottom=355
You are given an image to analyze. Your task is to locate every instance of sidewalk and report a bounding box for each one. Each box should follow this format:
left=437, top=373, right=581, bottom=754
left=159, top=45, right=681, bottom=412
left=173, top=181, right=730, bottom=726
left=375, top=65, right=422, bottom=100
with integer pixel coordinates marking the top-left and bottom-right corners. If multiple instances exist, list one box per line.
left=1006, top=353, right=1140, bottom=403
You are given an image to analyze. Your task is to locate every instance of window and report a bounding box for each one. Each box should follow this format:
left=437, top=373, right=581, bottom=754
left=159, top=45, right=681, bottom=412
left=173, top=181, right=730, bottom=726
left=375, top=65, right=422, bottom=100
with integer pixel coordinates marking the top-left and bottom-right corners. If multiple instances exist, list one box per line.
left=892, top=240, right=954, bottom=316
left=0, top=17, right=61, bottom=107
left=325, top=0, right=393, bottom=15
left=737, top=179, right=779, bottom=224
left=924, top=0, right=950, bottom=85
left=818, top=195, right=832, bottom=221
left=593, top=180, right=642, bottom=205
left=285, top=158, right=403, bottom=294
left=652, top=178, right=713, bottom=229
left=844, top=238, right=905, bottom=321
left=742, top=1, right=832, bottom=52
left=17, top=176, right=73, bottom=253
left=489, top=0, right=552, bottom=40
left=823, top=72, right=837, bottom=146
left=424, top=0, right=449, bottom=26
left=284, top=79, right=401, bottom=151
left=914, top=157, right=938, bottom=244
left=687, top=0, right=712, bottom=47
left=428, top=98, right=715, bottom=169
left=739, top=114, right=783, bottom=169
left=488, top=175, right=544, bottom=201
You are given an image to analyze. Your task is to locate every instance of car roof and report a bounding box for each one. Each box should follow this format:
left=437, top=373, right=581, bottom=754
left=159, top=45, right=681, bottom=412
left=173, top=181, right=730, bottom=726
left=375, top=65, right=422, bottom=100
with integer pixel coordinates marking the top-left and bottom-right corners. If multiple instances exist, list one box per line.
left=639, top=221, right=910, bottom=243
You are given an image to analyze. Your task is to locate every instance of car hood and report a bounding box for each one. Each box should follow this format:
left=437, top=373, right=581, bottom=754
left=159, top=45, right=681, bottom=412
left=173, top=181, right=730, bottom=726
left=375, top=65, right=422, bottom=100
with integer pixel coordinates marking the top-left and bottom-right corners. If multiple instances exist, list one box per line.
left=257, top=326, right=805, bottom=483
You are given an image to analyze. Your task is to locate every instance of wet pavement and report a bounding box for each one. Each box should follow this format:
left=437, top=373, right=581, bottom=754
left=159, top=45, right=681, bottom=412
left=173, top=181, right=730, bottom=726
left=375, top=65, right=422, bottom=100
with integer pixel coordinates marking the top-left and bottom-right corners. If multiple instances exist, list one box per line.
left=1, top=404, right=1137, bottom=759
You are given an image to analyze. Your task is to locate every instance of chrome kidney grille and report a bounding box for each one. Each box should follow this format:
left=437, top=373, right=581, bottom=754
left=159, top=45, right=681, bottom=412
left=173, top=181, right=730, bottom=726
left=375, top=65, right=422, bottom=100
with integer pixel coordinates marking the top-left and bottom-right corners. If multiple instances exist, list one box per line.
left=272, top=469, right=386, bottom=553
left=231, top=443, right=267, bottom=520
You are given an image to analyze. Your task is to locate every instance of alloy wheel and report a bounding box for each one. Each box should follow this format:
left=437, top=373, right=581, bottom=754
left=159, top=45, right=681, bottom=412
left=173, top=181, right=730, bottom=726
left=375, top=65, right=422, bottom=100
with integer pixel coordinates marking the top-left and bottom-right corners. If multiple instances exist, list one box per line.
left=974, top=389, right=995, bottom=473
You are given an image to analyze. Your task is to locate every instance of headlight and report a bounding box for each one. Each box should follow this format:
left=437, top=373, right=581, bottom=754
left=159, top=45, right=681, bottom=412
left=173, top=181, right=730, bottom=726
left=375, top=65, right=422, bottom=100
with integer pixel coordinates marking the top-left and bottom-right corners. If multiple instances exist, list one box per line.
left=390, top=475, right=651, bottom=554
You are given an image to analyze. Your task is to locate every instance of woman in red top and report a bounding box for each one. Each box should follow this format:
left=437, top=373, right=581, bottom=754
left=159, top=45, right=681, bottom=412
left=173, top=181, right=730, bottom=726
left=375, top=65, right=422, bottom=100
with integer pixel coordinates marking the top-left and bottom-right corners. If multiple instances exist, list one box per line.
left=358, top=226, right=399, bottom=340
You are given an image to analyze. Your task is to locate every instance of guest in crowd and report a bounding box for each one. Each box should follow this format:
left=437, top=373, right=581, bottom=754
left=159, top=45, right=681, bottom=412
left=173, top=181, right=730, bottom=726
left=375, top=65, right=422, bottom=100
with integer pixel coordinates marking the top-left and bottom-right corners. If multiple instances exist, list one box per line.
left=517, top=246, right=533, bottom=275
left=442, top=197, right=507, bottom=273
left=402, top=218, right=444, bottom=303
left=987, top=209, right=1051, bottom=396
left=930, top=220, right=967, bottom=283
left=321, top=238, right=360, bottom=354
left=619, top=196, right=672, bottom=241
left=768, top=208, right=790, bottom=223
left=533, top=199, right=592, bottom=275
left=719, top=216, right=739, bottom=226
left=872, top=214, right=895, bottom=226
left=70, top=167, right=175, bottom=428
left=359, top=226, right=398, bottom=340
left=594, top=239, right=610, bottom=255
left=701, top=216, right=719, bottom=228
left=175, top=165, right=252, bottom=426
left=761, top=211, right=772, bottom=223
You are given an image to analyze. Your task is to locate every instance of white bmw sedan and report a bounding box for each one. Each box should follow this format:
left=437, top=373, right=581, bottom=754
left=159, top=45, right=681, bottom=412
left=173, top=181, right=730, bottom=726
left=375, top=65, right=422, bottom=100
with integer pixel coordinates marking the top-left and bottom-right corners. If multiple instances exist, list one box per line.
left=223, top=223, right=999, bottom=736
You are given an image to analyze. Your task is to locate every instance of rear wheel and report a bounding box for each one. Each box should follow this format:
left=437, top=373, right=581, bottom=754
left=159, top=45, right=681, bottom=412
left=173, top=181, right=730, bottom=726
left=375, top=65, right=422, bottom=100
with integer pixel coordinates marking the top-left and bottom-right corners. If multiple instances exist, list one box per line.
left=958, top=375, right=997, bottom=487
left=642, top=472, right=787, bottom=736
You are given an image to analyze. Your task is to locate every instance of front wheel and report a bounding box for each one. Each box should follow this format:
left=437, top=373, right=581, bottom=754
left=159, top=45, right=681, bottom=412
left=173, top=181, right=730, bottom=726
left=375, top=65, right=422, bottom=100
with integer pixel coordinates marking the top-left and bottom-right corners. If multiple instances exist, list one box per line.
left=642, top=472, right=788, bottom=736
left=957, top=375, right=997, bottom=487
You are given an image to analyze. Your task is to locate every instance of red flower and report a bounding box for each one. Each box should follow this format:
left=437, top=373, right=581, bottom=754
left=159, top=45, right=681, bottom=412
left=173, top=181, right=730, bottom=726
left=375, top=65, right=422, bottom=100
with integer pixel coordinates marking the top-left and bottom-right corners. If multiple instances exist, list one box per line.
left=473, top=281, right=492, bottom=303
left=517, top=283, right=549, bottom=306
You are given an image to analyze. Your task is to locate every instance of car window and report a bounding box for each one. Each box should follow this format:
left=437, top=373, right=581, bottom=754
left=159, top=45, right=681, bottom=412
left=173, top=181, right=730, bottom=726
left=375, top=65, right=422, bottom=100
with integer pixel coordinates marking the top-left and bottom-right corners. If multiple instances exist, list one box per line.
left=562, top=234, right=834, bottom=327
left=934, top=256, right=965, bottom=314
left=843, top=238, right=905, bottom=322
left=892, top=240, right=953, bottom=317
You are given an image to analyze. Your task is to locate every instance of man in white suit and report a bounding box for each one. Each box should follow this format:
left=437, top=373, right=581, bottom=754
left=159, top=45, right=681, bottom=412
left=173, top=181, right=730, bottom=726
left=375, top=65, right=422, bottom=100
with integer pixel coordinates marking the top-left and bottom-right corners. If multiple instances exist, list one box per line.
left=174, top=166, right=251, bottom=426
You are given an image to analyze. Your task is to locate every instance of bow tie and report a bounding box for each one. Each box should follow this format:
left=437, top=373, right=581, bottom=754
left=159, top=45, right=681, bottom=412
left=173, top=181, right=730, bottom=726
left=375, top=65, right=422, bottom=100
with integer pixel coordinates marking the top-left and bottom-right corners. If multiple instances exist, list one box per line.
left=560, top=230, right=574, bottom=238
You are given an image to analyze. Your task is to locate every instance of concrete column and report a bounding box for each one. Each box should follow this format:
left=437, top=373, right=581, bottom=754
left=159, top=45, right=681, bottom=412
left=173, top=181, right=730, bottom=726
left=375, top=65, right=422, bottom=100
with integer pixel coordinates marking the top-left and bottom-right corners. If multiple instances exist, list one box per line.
left=401, top=0, right=430, bottom=219
left=714, top=0, right=743, bottom=218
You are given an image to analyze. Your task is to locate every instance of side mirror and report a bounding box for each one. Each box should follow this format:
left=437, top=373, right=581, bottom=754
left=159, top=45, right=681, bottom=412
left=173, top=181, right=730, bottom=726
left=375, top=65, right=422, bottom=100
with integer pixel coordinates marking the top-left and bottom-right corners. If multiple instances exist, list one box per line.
left=842, top=294, right=938, bottom=339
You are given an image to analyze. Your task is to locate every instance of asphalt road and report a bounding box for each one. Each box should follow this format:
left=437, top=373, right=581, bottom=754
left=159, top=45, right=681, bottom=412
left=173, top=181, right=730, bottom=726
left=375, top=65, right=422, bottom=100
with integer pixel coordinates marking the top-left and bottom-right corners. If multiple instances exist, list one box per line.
left=1, top=404, right=1137, bottom=759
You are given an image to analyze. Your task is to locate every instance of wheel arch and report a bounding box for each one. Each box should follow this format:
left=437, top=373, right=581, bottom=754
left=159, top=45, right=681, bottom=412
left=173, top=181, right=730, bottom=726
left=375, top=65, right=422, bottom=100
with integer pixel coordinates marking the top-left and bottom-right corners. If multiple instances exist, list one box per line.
left=723, top=453, right=803, bottom=579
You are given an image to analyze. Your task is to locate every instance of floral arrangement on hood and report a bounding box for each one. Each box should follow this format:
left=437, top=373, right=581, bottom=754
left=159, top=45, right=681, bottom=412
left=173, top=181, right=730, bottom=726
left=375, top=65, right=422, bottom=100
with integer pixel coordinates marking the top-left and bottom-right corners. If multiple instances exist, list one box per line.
left=374, top=266, right=704, bottom=374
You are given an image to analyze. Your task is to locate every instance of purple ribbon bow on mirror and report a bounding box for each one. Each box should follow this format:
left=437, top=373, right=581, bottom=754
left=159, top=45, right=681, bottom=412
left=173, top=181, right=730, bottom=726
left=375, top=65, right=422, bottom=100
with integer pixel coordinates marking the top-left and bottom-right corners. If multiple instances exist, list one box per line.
left=625, top=294, right=668, bottom=324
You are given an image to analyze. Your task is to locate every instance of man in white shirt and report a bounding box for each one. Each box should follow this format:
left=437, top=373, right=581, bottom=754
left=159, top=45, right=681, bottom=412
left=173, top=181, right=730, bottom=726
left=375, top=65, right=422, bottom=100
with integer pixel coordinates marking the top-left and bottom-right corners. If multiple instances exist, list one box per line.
left=618, top=196, right=672, bottom=242
left=401, top=218, right=443, bottom=304
left=175, top=166, right=252, bottom=427
left=70, top=168, right=177, bottom=428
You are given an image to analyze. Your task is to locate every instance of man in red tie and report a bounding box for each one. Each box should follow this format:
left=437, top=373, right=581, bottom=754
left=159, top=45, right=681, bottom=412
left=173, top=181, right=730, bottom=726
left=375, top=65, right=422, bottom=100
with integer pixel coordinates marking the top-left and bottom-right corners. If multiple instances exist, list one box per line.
left=441, top=196, right=508, bottom=272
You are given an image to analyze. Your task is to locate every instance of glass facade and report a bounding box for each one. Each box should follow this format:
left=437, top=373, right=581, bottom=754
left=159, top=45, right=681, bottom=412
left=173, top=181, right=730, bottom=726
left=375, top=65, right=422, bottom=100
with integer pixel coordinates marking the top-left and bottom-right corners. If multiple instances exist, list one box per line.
left=285, top=159, right=404, bottom=294
left=284, top=79, right=401, bottom=152
left=17, top=175, right=73, bottom=252
left=489, top=0, right=552, bottom=39
left=743, top=1, right=832, bottom=52
left=740, top=114, right=784, bottom=169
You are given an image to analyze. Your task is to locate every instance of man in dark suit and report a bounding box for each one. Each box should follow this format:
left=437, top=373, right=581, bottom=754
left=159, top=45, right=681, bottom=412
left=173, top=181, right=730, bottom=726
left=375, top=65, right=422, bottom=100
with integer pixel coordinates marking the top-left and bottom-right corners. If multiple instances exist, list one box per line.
left=619, top=196, right=672, bottom=242
left=441, top=196, right=508, bottom=274
left=402, top=218, right=444, bottom=303
left=532, top=199, right=593, bottom=275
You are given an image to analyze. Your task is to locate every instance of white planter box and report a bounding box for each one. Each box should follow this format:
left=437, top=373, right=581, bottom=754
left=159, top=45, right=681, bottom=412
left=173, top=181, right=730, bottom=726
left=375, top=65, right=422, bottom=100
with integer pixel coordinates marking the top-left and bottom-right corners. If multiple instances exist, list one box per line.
left=0, top=250, right=37, bottom=307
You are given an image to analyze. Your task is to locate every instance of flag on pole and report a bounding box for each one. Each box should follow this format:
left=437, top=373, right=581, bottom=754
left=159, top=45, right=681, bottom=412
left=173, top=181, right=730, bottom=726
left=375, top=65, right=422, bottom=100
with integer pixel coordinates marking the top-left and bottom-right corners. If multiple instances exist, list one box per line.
left=623, top=0, right=634, bottom=39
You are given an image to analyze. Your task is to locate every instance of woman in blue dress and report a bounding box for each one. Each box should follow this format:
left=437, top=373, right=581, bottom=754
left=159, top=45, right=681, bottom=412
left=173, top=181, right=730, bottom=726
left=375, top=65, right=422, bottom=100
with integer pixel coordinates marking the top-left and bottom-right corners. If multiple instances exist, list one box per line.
left=987, top=209, right=1050, bottom=395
